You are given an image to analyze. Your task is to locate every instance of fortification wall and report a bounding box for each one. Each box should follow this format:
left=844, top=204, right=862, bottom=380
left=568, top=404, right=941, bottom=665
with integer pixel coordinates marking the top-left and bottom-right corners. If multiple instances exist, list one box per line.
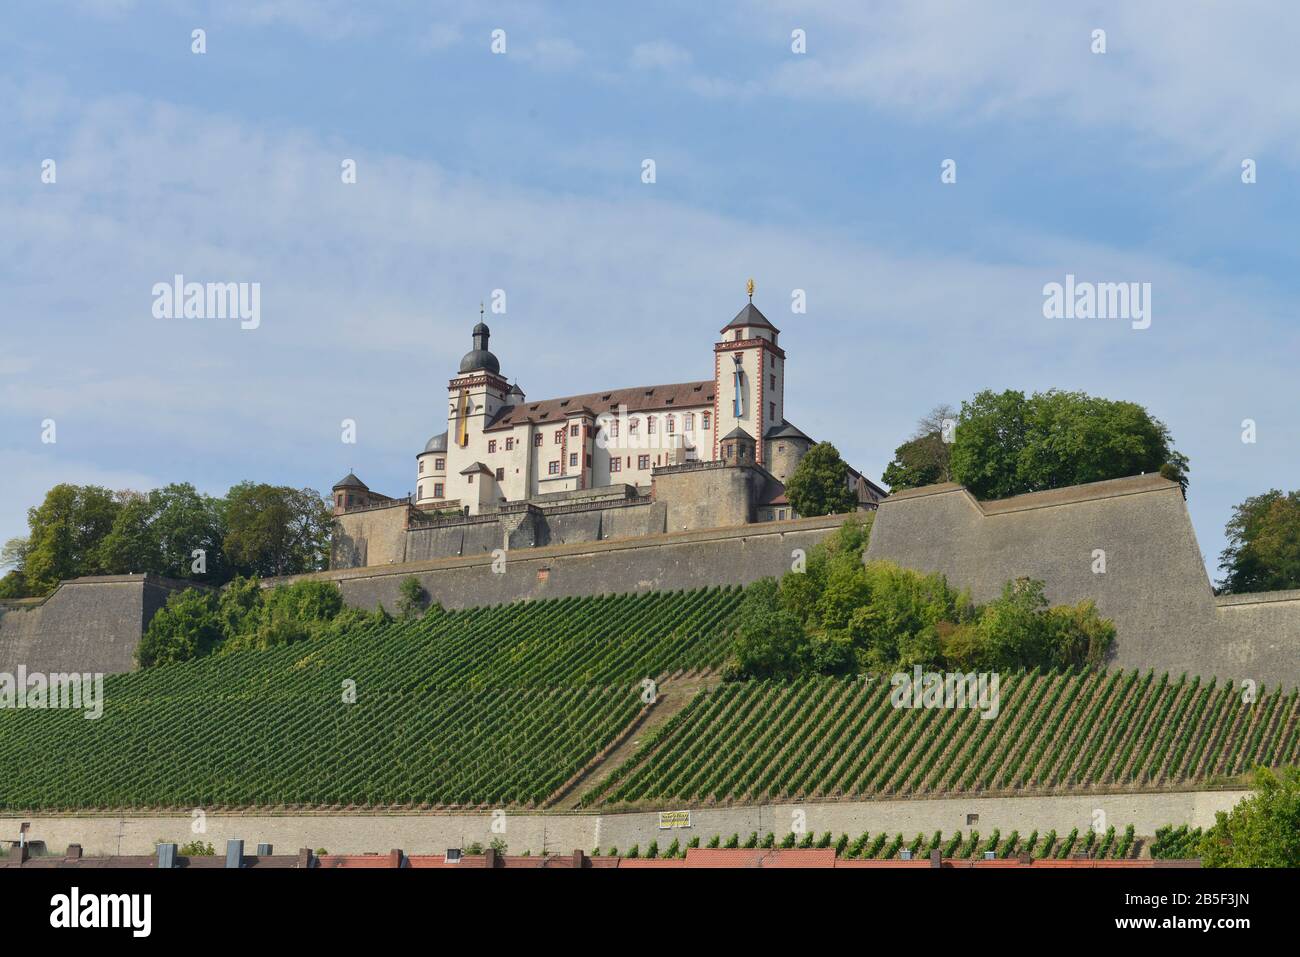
left=654, top=463, right=763, bottom=532
left=865, top=474, right=1300, bottom=688
left=0, top=576, right=193, bottom=675
left=3, top=789, right=1245, bottom=856
left=277, top=514, right=847, bottom=612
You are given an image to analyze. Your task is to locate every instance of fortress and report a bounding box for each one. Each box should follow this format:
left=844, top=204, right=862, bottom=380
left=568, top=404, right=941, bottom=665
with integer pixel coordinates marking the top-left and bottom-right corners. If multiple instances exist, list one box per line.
left=3, top=292, right=1298, bottom=689
left=329, top=288, right=884, bottom=568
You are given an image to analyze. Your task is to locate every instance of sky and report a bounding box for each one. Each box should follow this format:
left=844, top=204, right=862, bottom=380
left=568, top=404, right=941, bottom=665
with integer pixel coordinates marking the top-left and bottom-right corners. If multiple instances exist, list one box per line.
left=1, top=0, right=1297, bottom=581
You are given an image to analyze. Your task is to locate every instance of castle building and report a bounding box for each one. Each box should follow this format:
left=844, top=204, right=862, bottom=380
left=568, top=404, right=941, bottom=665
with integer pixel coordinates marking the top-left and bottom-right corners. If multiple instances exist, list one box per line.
left=405, top=291, right=876, bottom=515
left=329, top=287, right=883, bottom=567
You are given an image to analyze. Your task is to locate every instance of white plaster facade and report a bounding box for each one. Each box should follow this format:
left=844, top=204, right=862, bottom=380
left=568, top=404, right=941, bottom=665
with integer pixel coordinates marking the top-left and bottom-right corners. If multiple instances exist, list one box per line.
left=417, top=298, right=801, bottom=515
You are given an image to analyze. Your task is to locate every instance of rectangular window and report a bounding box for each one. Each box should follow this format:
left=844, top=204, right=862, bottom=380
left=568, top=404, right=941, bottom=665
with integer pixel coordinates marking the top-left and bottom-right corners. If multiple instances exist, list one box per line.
left=419, top=461, right=425, bottom=473
left=570, top=424, right=580, bottom=437
left=417, top=483, right=423, bottom=498
left=554, top=430, right=564, bottom=444
left=610, top=419, right=619, bottom=438
left=770, top=374, right=776, bottom=389
left=568, top=452, right=578, bottom=467
left=684, top=413, right=694, bottom=432
left=435, top=457, right=445, bottom=470
left=586, top=453, right=592, bottom=467
left=770, top=402, right=775, bottom=421
left=648, top=416, right=656, bottom=434
left=702, top=413, right=711, bottom=430
left=667, top=415, right=675, bottom=434
left=506, top=437, right=515, bottom=451
left=638, top=454, right=650, bottom=470
left=488, top=440, right=497, bottom=454
left=495, top=467, right=504, bottom=481
left=434, top=482, right=444, bottom=498
left=610, top=458, right=621, bottom=473
left=467, top=474, right=474, bottom=484
left=534, top=433, right=543, bottom=447
left=629, top=418, right=639, bottom=433
left=548, top=460, right=560, bottom=475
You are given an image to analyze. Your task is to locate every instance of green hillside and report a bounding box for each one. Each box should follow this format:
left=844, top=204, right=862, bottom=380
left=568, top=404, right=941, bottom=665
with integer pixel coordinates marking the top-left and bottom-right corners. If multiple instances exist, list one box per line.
left=0, top=587, right=741, bottom=810
left=582, top=670, right=1300, bottom=807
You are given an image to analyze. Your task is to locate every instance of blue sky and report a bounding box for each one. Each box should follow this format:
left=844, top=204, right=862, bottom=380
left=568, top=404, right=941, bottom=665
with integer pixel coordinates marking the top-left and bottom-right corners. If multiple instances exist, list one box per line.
left=2, top=0, right=1297, bottom=580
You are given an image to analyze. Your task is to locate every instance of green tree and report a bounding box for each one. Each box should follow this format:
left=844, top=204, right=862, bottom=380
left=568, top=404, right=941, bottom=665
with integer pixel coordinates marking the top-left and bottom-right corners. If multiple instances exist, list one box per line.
left=0, top=571, right=28, bottom=600
left=723, top=577, right=810, bottom=679
left=881, top=405, right=956, bottom=492
left=152, top=483, right=228, bottom=581
left=223, top=482, right=332, bottom=577
left=97, top=492, right=162, bottom=576
left=137, top=588, right=223, bottom=668
left=1218, top=490, right=1300, bottom=594
left=22, top=484, right=121, bottom=594
left=99, top=483, right=229, bottom=582
left=0, top=537, right=29, bottom=599
left=1200, top=766, right=1300, bottom=867
left=785, top=442, right=857, bottom=517
left=397, top=576, right=428, bottom=619
left=948, top=389, right=1186, bottom=500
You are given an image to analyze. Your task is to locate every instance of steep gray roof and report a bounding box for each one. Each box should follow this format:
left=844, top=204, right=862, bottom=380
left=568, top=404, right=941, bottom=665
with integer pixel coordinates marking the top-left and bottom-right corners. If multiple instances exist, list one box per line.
left=764, top=421, right=811, bottom=441
left=484, top=380, right=714, bottom=432
left=720, top=302, right=780, bottom=335
left=721, top=426, right=754, bottom=441
left=458, top=462, right=492, bottom=476
left=332, top=472, right=368, bottom=490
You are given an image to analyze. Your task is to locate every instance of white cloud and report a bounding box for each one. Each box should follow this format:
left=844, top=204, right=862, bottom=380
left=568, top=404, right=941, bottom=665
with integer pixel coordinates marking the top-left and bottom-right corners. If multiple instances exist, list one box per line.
left=631, top=41, right=692, bottom=71
left=731, top=0, right=1300, bottom=164
left=1, top=81, right=1292, bottom=572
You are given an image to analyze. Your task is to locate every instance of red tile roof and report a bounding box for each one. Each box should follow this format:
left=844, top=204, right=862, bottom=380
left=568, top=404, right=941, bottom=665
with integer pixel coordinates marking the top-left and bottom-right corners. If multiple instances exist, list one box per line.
left=485, top=381, right=714, bottom=432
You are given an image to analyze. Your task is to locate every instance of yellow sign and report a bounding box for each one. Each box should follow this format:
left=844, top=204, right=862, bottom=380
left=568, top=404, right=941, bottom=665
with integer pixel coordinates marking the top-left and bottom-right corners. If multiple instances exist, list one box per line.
left=658, top=810, right=691, bottom=829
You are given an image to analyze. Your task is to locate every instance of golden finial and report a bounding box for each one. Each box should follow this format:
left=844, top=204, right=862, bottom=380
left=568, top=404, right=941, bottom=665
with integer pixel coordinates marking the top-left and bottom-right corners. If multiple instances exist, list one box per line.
left=746, top=278, right=755, bottom=302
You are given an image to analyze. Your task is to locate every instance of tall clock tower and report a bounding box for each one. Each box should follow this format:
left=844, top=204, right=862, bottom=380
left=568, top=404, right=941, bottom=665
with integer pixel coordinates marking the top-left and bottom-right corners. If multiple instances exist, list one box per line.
left=713, top=281, right=785, bottom=465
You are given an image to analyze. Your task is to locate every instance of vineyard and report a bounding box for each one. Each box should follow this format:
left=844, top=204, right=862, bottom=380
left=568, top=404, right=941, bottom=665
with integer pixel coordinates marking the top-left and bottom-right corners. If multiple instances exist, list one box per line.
left=582, top=670, right=1300, bottom=807
left=604, top=823, right=1146, bottom=861
left=4, top=580, right=1297, bottom=813
left=0, top=587, right=742, bottom=810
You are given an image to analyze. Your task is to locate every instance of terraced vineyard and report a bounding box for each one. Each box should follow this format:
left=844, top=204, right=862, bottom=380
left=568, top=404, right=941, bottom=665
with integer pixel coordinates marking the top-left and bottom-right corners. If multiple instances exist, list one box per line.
left=0, top=587, right=742, bottom=810
left=583, top=670, right=1300, bottom=807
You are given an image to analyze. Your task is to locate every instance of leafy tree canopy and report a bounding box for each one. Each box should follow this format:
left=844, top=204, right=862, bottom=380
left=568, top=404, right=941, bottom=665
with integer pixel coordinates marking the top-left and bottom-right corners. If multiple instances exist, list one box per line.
left=881, top=405, right=957, bottom=492
left=1218, top=489, right=1300, bottom=594
left=785, top=441, right=858, bottom=517
left=938, top=389, right=1187, bottom=500
left=724, top=516, right=1114, bottom=680
left=223, top=482, right=332, bottom=578
left=1200, top=766, right=1300, bottom=867
left=22, top=484, right=120, bottom=595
